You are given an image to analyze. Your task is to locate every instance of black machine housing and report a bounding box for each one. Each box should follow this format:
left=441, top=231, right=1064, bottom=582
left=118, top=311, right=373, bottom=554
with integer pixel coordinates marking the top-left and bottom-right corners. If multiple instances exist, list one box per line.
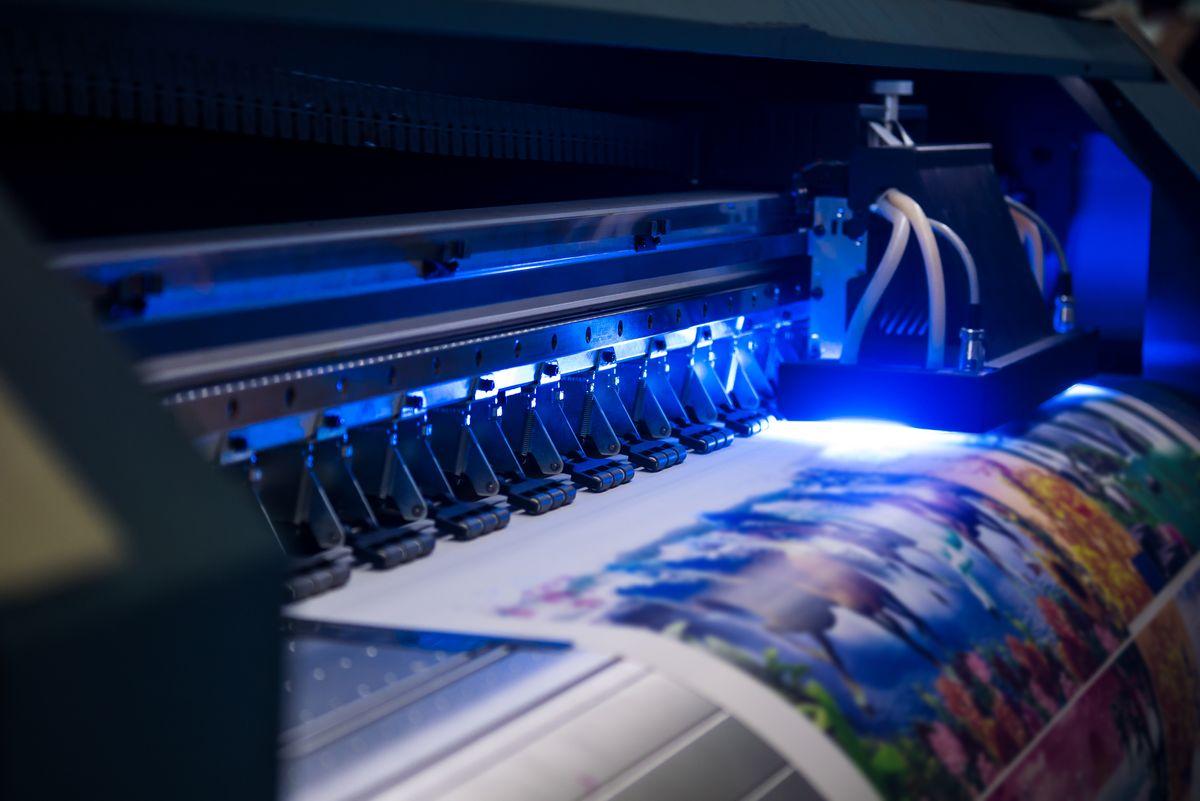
left=778, top=144, right=1099, bottom=431
left=3, top=3, right=1200, bottom=801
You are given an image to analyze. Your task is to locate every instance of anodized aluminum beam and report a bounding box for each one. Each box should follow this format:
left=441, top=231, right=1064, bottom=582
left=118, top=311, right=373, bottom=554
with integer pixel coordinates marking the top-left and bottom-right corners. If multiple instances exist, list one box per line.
left=52, top=192, right=805, bottom=390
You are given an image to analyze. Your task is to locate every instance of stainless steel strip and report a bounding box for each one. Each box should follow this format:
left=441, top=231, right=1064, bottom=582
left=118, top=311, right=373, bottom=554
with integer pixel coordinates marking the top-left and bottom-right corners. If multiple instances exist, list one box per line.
left=137, top=263, right=787, bottom=388
left=50, top=191, right=781, bottom=268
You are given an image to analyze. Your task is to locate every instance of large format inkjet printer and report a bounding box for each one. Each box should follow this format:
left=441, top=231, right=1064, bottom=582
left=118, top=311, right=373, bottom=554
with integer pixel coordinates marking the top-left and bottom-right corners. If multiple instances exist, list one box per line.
left=4, top=3, right=1200, bottom=801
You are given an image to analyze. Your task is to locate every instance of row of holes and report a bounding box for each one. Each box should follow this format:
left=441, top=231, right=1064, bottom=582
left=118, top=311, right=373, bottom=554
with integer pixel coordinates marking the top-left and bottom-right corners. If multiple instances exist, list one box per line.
left=225, top=292, right=771, bottom=420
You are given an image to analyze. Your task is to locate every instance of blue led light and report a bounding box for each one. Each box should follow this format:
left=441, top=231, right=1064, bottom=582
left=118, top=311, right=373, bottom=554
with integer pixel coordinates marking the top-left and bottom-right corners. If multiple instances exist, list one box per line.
left=1057, top=382, right=1112, bottom=400
left=765, top=418, right=972, bottom=458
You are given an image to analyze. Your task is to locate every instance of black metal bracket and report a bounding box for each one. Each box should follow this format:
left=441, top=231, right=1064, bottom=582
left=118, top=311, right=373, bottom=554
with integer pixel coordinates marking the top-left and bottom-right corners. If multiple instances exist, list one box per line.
left=590, top=366, right=686, bottom=472
left=676, top=333, right=771, bottom=438
left=91, top=270, right=164, bottom=320
left=246, top=446, right=354, bottom=601
left=418, top=410, right=512, bottom=540
left=319, top=433, right=436, bottom=570
left=471, top=392, right=577, bottom=515
left=538, top=382, right=635, bottom=492
left=633, top=217, right=671, bottom=252
left=623, top=345, right=734, bottom=455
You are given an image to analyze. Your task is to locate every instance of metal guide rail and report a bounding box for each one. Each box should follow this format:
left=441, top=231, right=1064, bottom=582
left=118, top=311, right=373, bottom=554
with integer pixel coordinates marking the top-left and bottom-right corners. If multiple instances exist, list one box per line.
left=51, top=191, right=811, bottom=601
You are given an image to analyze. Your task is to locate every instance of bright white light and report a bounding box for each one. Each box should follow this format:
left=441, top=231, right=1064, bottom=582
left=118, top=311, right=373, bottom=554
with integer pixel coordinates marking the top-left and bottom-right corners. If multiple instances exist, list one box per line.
left=765, top=418, right=973, bottom=459
left=1058, top=383, right=1112, bottom=400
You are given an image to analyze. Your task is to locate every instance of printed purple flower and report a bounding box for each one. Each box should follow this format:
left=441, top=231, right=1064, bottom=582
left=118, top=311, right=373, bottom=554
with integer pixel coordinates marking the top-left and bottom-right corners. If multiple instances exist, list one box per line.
left=927, top=721, right=968, bottom=778
left=1093, top=624, right=1120, bottom=653
left=965, top=652, right=993, bottom=684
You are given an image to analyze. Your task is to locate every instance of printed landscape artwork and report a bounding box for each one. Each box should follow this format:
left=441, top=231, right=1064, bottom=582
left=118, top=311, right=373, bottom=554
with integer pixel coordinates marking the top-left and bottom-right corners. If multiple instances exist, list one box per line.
left=991, top=570, right=1200, bottom=801
left=499, top=384, right=1200, bottom=800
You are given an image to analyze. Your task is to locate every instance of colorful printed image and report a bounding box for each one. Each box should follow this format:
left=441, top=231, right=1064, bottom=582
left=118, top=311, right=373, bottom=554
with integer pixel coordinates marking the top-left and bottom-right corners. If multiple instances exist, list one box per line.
left=989, top=642, right=1168, bottom=801
left=992, top=571, right=1200, bottom=801
left=500, top=385, right=1200, bottom=800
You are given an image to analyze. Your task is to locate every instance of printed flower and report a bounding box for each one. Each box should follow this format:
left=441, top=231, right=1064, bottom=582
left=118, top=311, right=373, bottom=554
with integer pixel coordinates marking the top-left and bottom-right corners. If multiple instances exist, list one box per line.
left=936, top=674, right=1000, bottom=759
left=1006, top=636, right=1062, bottom=715
left=927, top=721, right=968, bottom=778
left=991, top=696, right=1029, bottom=759
left=1037, top=596, right=1099, bottom=679
left=1093, top=623, right=1120, bottom=653
left=965, top=652, right=992, bottom=685
left=1029, top=681, right=1058, bottom=717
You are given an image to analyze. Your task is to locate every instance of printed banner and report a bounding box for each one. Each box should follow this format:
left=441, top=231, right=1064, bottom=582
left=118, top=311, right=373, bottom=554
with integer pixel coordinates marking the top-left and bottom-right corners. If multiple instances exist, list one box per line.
left=497, top=385, right=1200, bottom=800
left=297, top=382, right=1200, bottom=800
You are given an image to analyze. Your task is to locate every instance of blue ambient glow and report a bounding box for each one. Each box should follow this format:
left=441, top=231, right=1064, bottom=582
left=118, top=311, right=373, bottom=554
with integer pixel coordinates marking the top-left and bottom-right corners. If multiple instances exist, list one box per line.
left=1065, top=133, right=1150, bottom=343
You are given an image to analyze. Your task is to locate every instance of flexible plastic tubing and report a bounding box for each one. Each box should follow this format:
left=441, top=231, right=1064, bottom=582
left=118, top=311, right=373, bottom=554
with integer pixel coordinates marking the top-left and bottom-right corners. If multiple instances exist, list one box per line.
left=883, top=189, right=946, bottom=370
left=928, top=219, right=980, bottom=305
left=1007, top=196, right=1068, bottom=280
left=841, top=199, right=911, bottom=364
left=1010, top=208, right=1045, bottom=291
